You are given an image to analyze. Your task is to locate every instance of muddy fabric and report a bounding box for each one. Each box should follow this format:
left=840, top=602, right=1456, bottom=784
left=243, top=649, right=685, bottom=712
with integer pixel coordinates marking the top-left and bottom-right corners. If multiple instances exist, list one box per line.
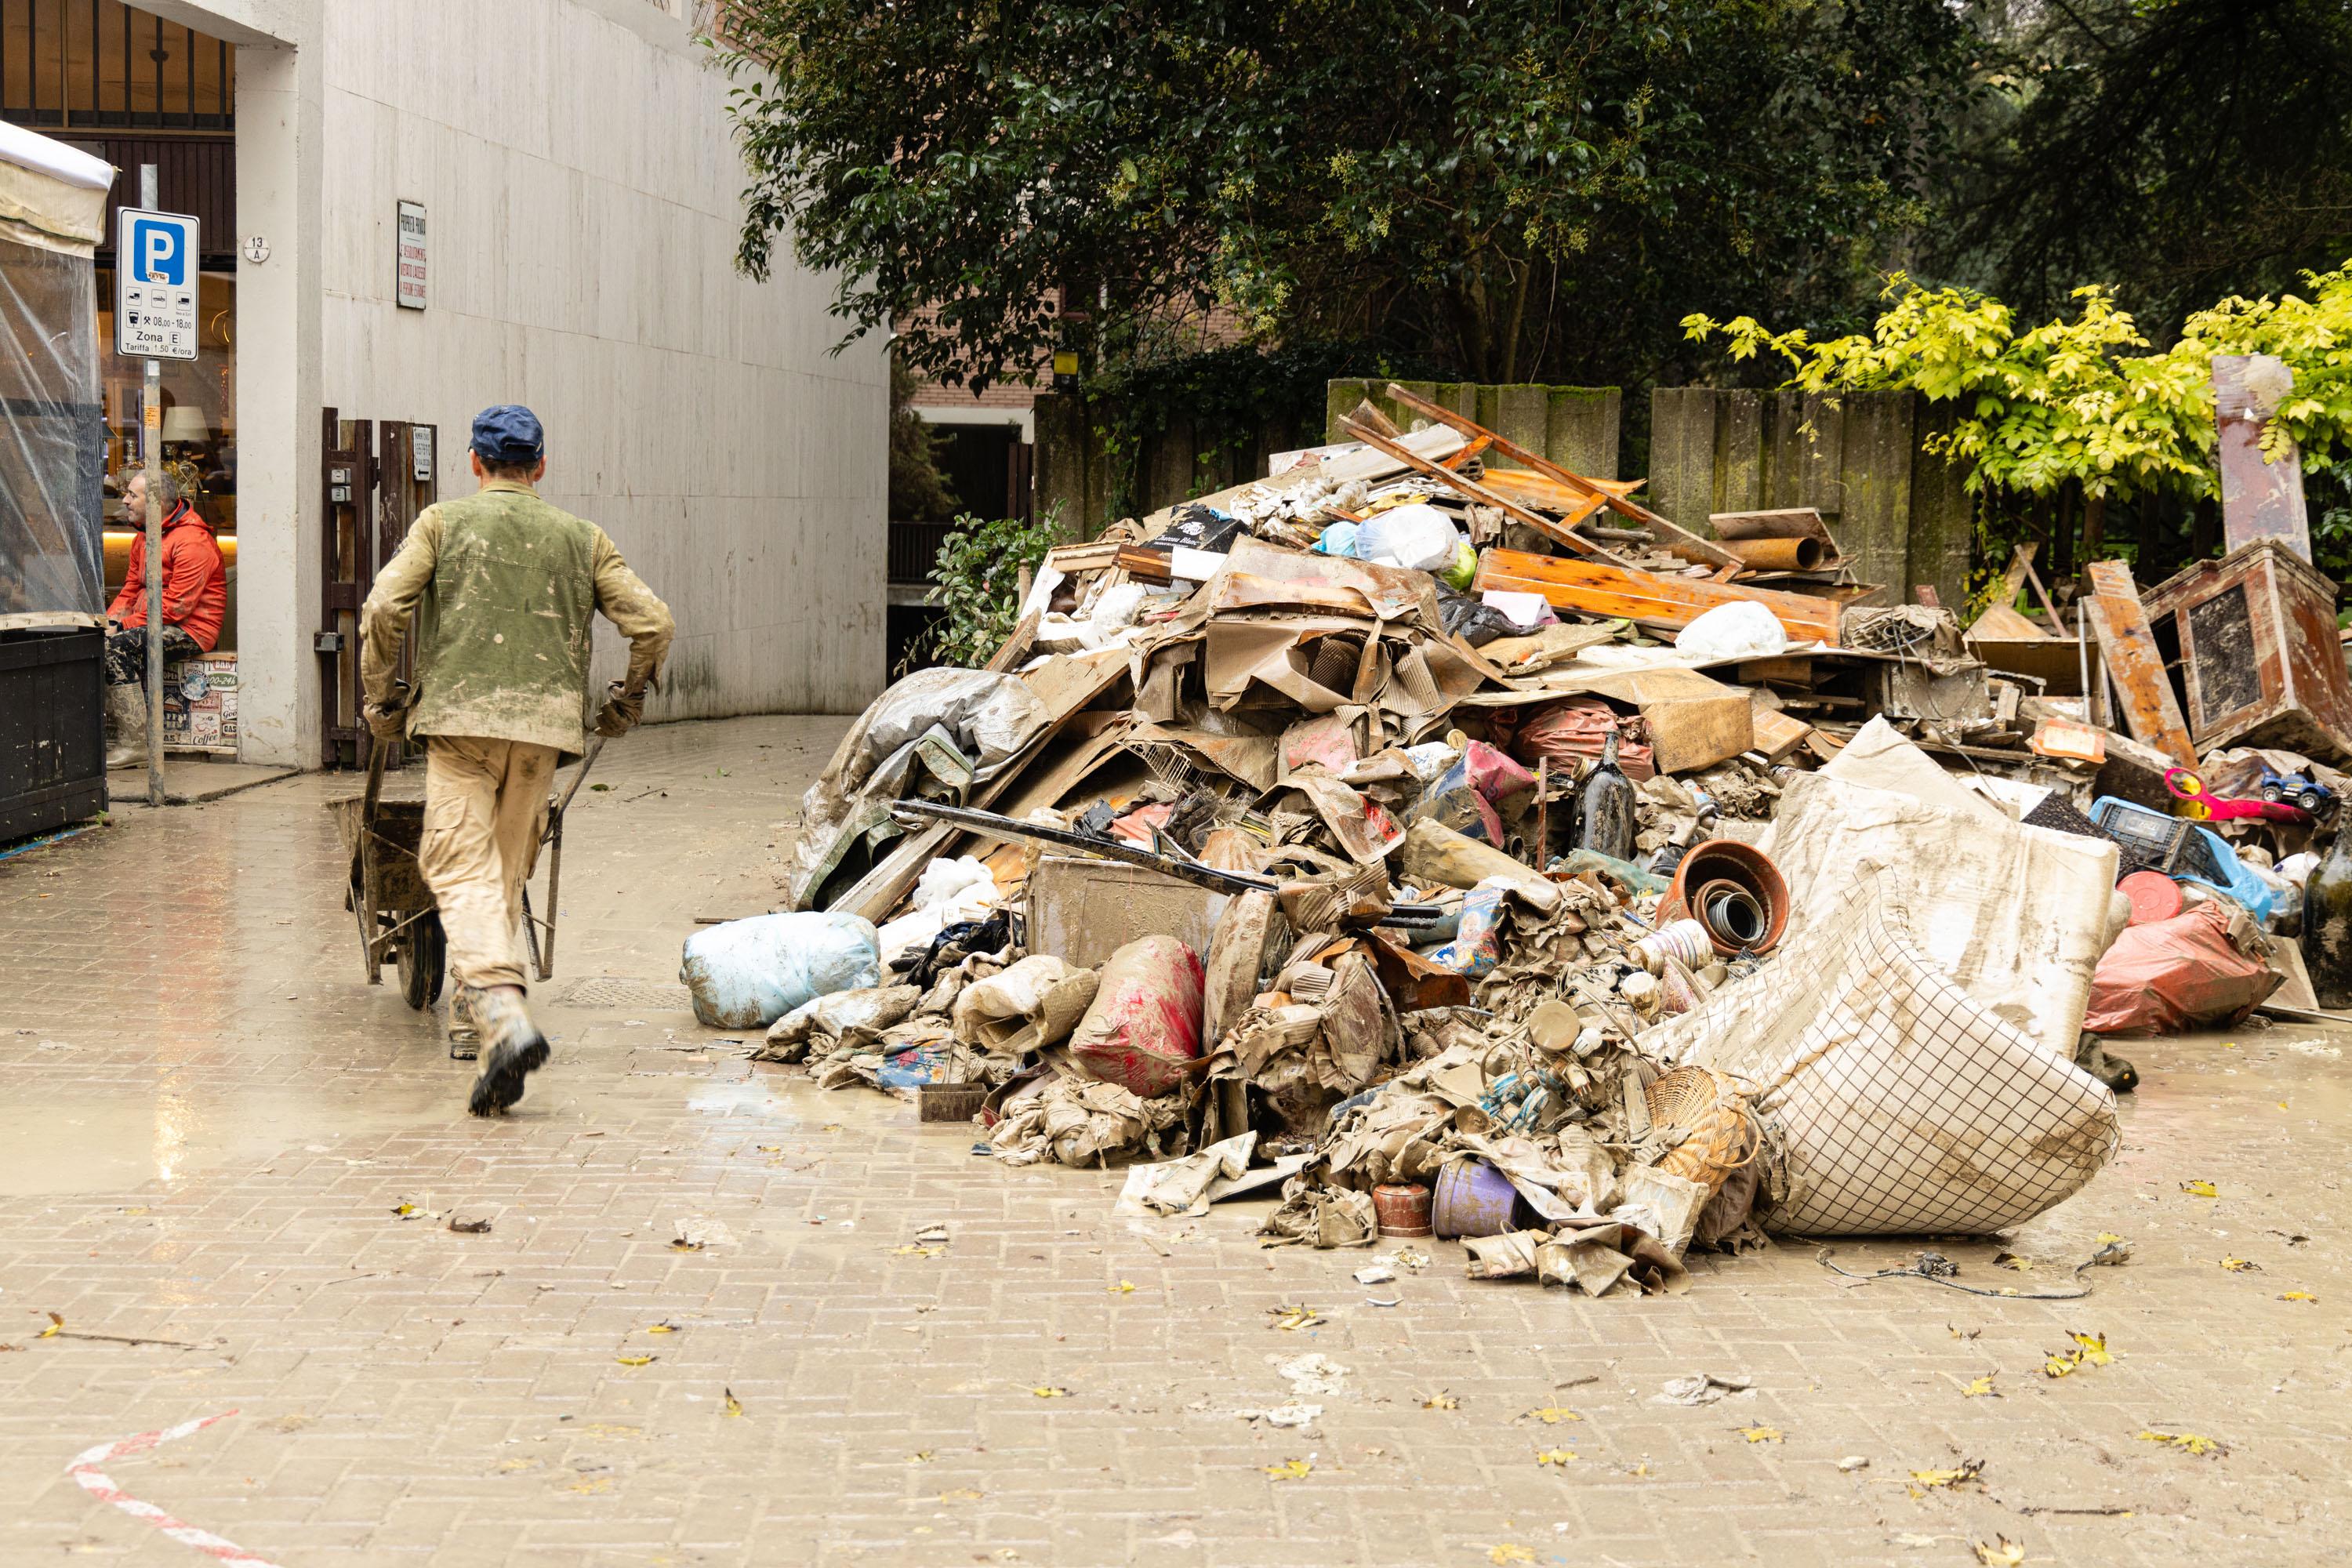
left=101, top=623, right=199, bottom=686
left=416, top=735, right=560, bottom=989
left=361, top=481, right=673, bottom=760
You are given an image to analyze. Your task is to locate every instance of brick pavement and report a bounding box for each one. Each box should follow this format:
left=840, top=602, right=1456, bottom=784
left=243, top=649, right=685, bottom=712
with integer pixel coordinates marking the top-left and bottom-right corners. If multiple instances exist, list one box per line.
left=2, top=714, right=2348, bottom=1566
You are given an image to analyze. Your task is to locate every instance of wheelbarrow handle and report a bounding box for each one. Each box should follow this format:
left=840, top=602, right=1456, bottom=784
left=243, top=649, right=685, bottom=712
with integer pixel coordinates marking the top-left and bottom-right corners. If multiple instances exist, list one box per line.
left=551, top=735, right=607, bottom=819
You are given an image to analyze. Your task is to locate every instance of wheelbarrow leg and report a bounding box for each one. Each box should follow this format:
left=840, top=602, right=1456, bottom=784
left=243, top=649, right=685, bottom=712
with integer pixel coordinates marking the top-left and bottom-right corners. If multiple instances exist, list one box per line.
left=355, top=739, right=389, bottom=985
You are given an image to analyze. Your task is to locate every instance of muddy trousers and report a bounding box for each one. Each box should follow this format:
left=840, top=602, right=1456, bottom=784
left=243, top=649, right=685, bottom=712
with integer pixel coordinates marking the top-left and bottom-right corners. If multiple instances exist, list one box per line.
left=417, top=735, right=561, bottom=991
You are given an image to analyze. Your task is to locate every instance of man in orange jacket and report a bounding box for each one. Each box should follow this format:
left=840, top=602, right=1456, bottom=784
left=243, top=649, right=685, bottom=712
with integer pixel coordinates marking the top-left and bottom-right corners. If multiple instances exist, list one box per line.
left=103, top=469, right=227, bottom=768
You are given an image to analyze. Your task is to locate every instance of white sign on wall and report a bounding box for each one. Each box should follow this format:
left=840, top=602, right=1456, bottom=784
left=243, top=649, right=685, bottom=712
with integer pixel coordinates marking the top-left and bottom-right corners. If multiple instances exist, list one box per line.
left=116, top=206, right=201, bottom=360
left=396, top=199, right=427, bottom=310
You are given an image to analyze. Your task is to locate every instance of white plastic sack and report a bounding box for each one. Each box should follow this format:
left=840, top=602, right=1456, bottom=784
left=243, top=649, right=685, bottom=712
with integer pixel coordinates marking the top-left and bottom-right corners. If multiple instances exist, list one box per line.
left=1352, top=503, right=1462, bottom=572
left=679, top=912, right=881, bottom=1029
left=950, top=954, right=1098, bottom=1048
left=1674, top=600, right=1788, bottom=662
left=1643, top=878, right=2118, bottom=1236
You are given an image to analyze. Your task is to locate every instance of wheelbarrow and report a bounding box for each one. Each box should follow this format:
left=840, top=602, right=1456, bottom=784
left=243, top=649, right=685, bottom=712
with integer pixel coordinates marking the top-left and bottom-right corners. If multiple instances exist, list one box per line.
left=329, top=733, right=606, bottom=1019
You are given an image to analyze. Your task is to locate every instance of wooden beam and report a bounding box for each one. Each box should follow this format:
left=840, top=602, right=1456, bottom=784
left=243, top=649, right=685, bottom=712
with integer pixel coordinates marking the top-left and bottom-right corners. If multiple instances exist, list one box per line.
left=2082, top=558, right=2196, bottom=766
left=1381, top=382, right=1746, bottom=574
left=1337, top=416, right=1630, bottom=567
left=1472, top=546, right=1842, bottom=645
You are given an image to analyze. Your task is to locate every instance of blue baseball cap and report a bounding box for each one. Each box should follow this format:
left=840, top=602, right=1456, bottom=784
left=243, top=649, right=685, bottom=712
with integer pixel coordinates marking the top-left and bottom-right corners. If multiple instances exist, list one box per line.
left=470, top=404, right=544, bottom=463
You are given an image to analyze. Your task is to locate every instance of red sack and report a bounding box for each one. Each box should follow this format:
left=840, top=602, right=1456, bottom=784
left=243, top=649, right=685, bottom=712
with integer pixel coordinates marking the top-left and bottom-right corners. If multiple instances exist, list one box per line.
left=1497, top=698, right=1656, bottom=782
left=1069, top=935, right=1206, bottom=1096
left=2082, top=902, right=2281, bottom=1035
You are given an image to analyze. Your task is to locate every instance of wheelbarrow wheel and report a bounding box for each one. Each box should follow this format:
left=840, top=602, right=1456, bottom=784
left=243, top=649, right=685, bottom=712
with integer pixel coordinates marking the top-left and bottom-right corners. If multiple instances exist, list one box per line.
left=399, top=912, right=446, bottom=1011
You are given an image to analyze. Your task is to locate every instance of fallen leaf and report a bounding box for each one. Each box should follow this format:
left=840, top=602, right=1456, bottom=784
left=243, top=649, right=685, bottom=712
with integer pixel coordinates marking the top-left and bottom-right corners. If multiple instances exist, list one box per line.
left=2138, top=1428, right=2227, bottom=1457
left=940, top=1488, right=984, bottom=1502
left=2070, top=1330, right=2112, bottom=1366
left=888, top=1244, right=946, bottom=1258
left=1108, top=1281, right=1136, bottom=1294
left=1908, top=1458, right=1984, bottom=1493
left=1534, top=1448, right=1577, bottom=1466
left=1267, top=1305, right=1324, bottom=1332
left=1738, top=1425, right=1783, bottom=1443
left=1973, top=1537, right=2025, bottom=1567
left=2096, top=1232, right=2125, bottom=1245
left=721, top=1388, right=744, bottom=1417
left=2045, top=1330, right=2112, bottom=1378
left=1488, top=1548, right=1536, bottom=1566
left=1422, top=1392, right=1460, bottom=1410
left=1520, top=1406, right=1583, bottom=1425
left=2280, top=1291, right=2319, bottom=1302
left=643, top=1323, right=678, bottom=1334
left=2181, top=1179, right=2219, bottom=1198
left=1992, top=1252, right=2033, bottom=1272
left=39, top=1313, right=61, bottom=1339
left=391, top=1202, right=418, bottom=1218
left=1264, top=1458, right=1312, bottom=1481
left=2220, top=1257, right=2262, bottom=1273
left=1961, top=1375, right=1998, bottom=1399
left=616, top=1355, right=655, bottom=1367
left=1029, top=1386, right=1069, bottom=1399
left=907, top=1450, right=934, bottom=1463
left=566, top=1475, right=614, bottom=1496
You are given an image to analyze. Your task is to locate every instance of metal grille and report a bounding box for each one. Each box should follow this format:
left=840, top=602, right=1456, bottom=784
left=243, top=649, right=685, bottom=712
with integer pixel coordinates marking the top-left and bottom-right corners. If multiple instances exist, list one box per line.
left=1, top=0, right=236, bottom=132
left=552, top=978, right=695, bottom=1011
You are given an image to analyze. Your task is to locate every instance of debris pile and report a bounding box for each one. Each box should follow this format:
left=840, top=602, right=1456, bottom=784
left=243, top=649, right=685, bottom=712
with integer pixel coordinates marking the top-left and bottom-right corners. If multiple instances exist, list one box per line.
left=695, top=385, right=2352, bottom=1298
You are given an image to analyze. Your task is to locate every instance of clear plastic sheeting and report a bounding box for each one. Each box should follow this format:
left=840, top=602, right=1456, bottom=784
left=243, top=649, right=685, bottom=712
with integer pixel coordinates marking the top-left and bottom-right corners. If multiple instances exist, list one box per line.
left=789, top=669, right=1051, bottom=909
left=0, top=238, right=105, bottom=616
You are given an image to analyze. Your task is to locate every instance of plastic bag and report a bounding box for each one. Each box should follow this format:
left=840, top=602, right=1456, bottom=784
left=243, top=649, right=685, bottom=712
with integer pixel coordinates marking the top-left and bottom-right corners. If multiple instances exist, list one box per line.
left=1429, top=878, right=1512, bottom=977
left=1674, top=600, right=1788, bottom=662
left=1438, top=539, right=1478, bottom=592
left=2082, top=902, right=2282, bottom=1035
left=1406, top=740, right=1535, bottom=844
left=680, top=912, right=882, bottom=1029
left=1313, top=521, right=1359, bottom=557
left=1068, top=935, right=1206, bottom=1098
left=1438, top=588, right=1519, bottom=647
left=1352, top=503, right=1462, bottom=572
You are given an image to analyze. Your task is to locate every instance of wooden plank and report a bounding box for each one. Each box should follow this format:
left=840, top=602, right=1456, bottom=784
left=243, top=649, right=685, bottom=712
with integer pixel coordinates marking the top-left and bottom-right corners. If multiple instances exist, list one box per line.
left=982, top=609, right=1042, bottom=673
left=1547, top=387, right=1619, bottom=477
left=1471, top=547, right=1842, bottom=644
left=1380, top=384, right=1744, bottom=572
left=1838, top=392, right=1915, bottom=606
left=0, top=611, right=105, bottom=632
left=1720, top=391, right=1764, bottom=515
left=2082, top=558, right=2197, bottom=766
left=1337, top=416, right=1630, bottom=565
left=1797, top=391, right=1846, bottom=520
left=1748, top=702, right=1814, bottom=760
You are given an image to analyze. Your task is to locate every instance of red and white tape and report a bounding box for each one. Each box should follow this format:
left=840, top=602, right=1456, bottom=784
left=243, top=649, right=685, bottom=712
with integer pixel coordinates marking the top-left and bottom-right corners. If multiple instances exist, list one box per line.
left=67, top=1410, right=285, bottom=1568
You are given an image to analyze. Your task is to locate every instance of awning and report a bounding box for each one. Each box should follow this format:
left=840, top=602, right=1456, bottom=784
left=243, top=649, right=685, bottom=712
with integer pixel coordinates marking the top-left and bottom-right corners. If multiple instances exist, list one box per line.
left=0, top=119, right=116, bottom=256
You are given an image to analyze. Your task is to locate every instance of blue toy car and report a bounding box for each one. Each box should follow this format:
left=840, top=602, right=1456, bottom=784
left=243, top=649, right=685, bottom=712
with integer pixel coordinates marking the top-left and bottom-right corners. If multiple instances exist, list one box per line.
left=2256, top=768, right=2335, bottom=815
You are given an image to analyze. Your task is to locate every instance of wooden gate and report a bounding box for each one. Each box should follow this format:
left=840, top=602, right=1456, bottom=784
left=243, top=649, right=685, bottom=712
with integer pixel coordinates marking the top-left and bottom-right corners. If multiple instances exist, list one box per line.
left=317, top=411, right=437, bottom=769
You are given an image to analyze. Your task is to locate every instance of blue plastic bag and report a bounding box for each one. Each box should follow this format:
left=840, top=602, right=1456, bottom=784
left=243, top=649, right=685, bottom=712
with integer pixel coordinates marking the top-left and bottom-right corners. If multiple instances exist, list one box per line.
left=680, top=912, right=882, bottom=1029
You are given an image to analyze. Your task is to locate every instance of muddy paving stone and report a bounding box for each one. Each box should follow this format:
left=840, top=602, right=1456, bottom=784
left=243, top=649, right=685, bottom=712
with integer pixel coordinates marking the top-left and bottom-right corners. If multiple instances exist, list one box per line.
left=0, top=713, right=2346, bottom=1566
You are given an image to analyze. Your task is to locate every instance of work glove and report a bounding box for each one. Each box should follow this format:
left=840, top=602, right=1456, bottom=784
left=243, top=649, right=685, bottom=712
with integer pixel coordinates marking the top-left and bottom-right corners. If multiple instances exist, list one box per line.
left=364, top=702, right=407, bottom=742
left=594, top=682, right=644, bottom=739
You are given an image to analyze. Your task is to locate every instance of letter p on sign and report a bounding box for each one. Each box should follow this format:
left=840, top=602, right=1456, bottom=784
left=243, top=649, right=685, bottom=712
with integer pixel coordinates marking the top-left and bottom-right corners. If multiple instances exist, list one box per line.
left=132, top=217, right=187, bottom=285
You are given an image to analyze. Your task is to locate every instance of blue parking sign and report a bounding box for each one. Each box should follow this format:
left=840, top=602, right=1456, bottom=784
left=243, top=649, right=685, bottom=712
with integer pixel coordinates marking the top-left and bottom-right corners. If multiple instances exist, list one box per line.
left=115, top=206, right=201, bottom=360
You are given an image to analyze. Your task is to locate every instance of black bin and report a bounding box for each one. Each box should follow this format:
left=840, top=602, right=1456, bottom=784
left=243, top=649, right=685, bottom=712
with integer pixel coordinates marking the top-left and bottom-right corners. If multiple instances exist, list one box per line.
left=0, top=626, right=106, bottom=844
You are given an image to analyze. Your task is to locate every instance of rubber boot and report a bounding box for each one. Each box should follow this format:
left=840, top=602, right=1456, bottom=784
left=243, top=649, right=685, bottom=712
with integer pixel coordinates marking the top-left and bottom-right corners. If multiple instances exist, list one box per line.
left=467, top=988, right=550, bottom=1116
left=104, top=683, right=148, bottom=770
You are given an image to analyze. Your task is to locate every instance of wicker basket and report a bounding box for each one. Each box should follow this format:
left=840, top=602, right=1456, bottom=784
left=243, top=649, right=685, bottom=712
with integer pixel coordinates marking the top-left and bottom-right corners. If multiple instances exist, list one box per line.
left=1643, top=1065, right=1757, bottom=1196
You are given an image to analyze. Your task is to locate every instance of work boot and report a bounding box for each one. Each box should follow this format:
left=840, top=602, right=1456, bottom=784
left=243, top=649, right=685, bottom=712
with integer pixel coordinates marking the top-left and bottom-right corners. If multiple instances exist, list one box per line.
left=466, top=988, right=550, bottom=1116
left=104, top=684, right=148, bottom=770
left=445, top=985, right=482, bottom=1062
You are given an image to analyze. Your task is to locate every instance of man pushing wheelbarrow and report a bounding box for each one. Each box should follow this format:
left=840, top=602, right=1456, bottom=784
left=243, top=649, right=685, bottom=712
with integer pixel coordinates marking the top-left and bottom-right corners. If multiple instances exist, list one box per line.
left=360, top=405, right=673, bottom=1116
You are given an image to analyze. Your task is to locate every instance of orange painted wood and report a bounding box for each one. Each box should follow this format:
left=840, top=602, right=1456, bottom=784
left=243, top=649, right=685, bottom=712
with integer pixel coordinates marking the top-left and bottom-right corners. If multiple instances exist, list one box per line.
left=1472, top=547, right=1842, bottom=645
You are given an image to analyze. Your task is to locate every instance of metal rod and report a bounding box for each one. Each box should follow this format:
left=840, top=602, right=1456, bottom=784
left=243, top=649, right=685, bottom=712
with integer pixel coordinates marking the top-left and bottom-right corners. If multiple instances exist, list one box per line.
left=888, top=798, right=1444, bottom=923
left=140, top=163, right=165, bottom=808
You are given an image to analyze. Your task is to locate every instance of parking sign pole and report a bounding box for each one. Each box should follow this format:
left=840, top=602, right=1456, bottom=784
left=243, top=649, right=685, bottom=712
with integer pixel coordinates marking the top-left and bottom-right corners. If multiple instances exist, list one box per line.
left=139, top=165, right=165, bottom=809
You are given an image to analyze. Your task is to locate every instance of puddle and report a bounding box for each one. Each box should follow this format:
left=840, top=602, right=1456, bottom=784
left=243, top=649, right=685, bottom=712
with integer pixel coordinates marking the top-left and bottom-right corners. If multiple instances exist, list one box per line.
left=0, top=1079, right=456, bottom=1196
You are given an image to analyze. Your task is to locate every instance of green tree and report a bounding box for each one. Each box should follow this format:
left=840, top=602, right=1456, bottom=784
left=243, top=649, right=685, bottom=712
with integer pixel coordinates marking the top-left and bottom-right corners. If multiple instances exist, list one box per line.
left=719, top=0, right=1978, bottom=396
left=1934, top=0, right=2352, bottom=335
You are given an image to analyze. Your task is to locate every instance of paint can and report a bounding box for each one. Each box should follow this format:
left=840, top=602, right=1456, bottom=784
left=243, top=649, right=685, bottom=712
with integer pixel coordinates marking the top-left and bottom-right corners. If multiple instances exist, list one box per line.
left=1431, top=1158, right=1531, bottom=1240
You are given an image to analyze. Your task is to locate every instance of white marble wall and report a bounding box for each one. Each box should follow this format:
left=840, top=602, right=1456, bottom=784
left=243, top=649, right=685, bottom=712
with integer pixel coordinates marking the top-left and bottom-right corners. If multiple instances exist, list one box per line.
left=312, top=0, right=884, bottom=718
